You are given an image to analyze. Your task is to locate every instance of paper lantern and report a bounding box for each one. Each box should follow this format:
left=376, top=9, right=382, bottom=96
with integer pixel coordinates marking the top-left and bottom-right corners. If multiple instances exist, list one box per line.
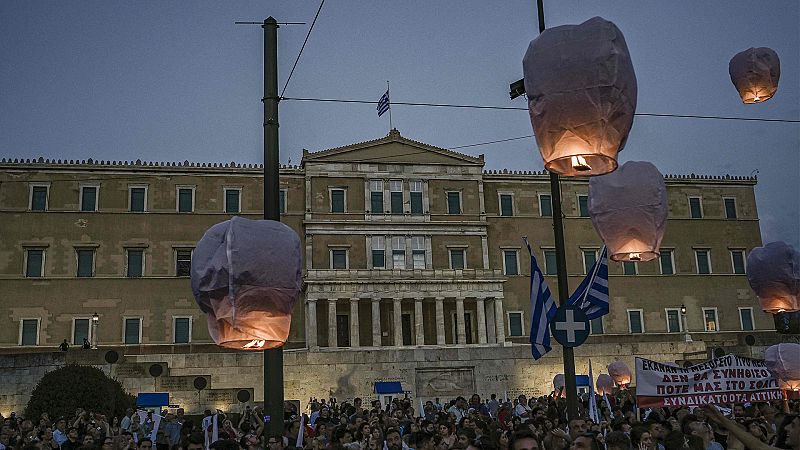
left=596, top=374, right=615, bottom=396
left=746, top=241, right=800, bottom=314
left=191, top=217, right=302, bottom=350
left=764, top=343, right=800, bottom=391
left=523, top=16, right=637, bottom=177
left=588, top=161, right=667, bottom=261
left=553, top=374, right=566, bottom=396
left=607, top=361, right=632, bottom=387
left=729, top=47, right=780, bottom=104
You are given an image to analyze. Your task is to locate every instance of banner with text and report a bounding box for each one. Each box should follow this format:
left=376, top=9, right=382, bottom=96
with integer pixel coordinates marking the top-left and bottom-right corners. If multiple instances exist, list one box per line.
left=635, top=355, right=781, bottom=408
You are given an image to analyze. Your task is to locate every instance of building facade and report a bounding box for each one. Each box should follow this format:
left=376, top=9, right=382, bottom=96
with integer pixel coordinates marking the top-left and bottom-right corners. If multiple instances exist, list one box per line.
left=0, top=130, right=775, bottom=413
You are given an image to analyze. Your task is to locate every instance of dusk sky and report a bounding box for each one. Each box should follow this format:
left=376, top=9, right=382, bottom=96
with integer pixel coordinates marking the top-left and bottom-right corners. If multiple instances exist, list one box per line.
left=1, top=1, right=798, bottom=248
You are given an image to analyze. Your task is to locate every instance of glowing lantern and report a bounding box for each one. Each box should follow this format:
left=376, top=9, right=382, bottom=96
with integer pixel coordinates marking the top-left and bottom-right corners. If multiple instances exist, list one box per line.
left=729, top=47, right=780, bottom=104
left=191, top=217, right=302, bottom=350
left=746, top=241, right=800, bottom=314
left=523, top=16, right=637, bottom=176
left=588, top=161, right=667, bottom=262
left=764, top=343, right=800, bottom=391
left=596, top=374, right=615, bottom=396
left=607, top=361, right=632, bottom=387
left=553, top=374, right=566, bottom=396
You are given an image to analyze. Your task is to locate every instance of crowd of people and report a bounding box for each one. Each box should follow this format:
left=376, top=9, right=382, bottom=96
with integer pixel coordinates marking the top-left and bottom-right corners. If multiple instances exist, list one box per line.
left=2, top=393, right=798, bottom=450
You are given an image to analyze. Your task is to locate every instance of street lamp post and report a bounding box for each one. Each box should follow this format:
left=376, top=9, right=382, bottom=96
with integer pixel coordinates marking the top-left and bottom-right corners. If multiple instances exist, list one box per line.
left=680, top=304, right=692, bottom=343
left=91, top=312, right=99, bottom=349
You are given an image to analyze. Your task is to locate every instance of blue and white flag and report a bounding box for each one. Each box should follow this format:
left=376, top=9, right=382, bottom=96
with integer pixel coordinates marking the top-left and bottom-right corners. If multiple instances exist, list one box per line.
left=567, top=246, right=609, bottom=320
left=377, top=90, right=390, bottom=117
left=588, top=360, right=600, bottom=424
left=526, top=241, right=557, bottom=360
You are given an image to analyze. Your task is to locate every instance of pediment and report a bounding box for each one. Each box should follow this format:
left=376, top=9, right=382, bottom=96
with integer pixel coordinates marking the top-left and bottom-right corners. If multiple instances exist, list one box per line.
left=301, top=130, right=484, bottom=166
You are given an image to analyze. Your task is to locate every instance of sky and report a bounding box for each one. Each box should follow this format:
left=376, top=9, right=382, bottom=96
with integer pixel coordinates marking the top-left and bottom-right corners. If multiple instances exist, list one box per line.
left=1, top=1, right=798, bottom=248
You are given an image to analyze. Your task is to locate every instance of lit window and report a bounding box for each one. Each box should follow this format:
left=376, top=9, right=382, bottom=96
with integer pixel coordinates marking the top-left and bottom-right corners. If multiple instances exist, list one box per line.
left=703, top=308, right=719, bottom=332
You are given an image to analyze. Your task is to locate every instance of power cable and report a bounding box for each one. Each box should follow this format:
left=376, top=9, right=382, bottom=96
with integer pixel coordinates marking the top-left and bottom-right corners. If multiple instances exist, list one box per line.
left=280, top=0, right=325, bottom=98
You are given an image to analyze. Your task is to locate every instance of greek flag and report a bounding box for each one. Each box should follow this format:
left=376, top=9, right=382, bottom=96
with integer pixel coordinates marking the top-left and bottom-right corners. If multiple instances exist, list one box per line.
left=588, top=359, right=600, bottom=423
left=526, top=241, right=557, bottom=360
left=567, top=246, right=609, bottom=320
left=377, top=90, right=390, bottom=117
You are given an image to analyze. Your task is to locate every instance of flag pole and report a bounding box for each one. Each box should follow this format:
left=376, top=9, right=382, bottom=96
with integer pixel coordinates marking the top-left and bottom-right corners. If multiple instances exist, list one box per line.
left=387, top=80, right=393, bottom=131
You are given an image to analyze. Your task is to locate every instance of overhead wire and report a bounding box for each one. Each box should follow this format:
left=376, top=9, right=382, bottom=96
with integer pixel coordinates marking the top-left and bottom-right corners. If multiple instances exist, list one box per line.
left=280, top=0, right=325, bottom=98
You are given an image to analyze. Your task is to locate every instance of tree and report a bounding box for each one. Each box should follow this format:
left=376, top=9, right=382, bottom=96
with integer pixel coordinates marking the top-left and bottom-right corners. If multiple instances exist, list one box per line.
left=25, top=365, right=135, bottom=420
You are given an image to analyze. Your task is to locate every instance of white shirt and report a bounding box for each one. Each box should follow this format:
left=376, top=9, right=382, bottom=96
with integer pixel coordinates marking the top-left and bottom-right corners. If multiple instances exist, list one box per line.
left=514, top=403, right=531, bottom=417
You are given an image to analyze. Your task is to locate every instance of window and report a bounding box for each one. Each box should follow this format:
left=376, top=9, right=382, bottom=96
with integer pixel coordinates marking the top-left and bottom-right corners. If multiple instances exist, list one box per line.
left=391, top=237, right=406, bottom=269
left=503, top=250, right=519, bottom=275
left=336, top=314, right=351, bottom=347
left=370, top=180, right=384, bottom=213
left=539, top=194, right=552, bottom=217
left=577, top=195, right=589, bottom=217
left=331, top=249, right=348, bottom=269
left=330, top=188, right=346, bottom=213
left=177, top=187, right=194, bottom=213
left=129, top=186, right=147, bottom=212
left=76, top=249, right=95, bottom=277
left=665, top=308, right=682, bottom=333
left=401, top=314, right=413, bottom=345
left=124, top=318, right=141, bottom=344
left=703, top=308, right=719, bottom=332
left=175, top=249, right=192, bottom=277
left=695, top=250, right=712, bottom=274
left=659, top=249, right=675, bottom=275
left=446, top=191, right=461, bottom=215
left=590, top=317, right=604, bottom=335
left=582, top=249, right=598, bottom=274
left=410, top=181, right=423, bottom=215
left=628, top=310, right=644, bottom=334
left=73, top=318, right=90, bottom=345
left=20, top=319, right=39, bottom=346
left=80, top=185, right=98, bottom=212
left=499, top=194, right=514, bottom=216
left=173, top=317, right=191, bottom=344
left=543, top=249, right=557, bottom=276
left=224, top=188, right=241, bottom=214
left=411, top=237, right=426, bottom=269
left=688, top=196, right=703, bottom=218
left=25, top=248, right=45, bottom=277
left=739, top=307, right=754, bottom=331
left=449, top=249, right=466, bottom=269
left=279, top=189, right=287, bottom=214
left=30, top=184, right=49, bottom=211
left=623, top=261, right=638, bottom=275
left=390, top=180, right=403, bottom=214
left=730, top=250, right=746, bottom=274
left=371, top=237, right=385, bottom=269
left=508, top=312, right=524, bottom=337
left=126, top=249, right=144, bottom=278
left=724, top=197, right=738, bottom=219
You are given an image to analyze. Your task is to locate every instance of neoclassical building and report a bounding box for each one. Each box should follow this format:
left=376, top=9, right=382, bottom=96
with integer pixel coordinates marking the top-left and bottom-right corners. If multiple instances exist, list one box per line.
left=0, top=130, right=777, bottom=413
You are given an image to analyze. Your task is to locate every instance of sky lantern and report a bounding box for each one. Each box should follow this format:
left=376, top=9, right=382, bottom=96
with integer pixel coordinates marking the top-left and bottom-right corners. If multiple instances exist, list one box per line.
left=191, top=217, right=302, bottom=350
left=729, top=47, right=780, bottom=104
left=589, top=161, right=667, bottom=261
left=553, top=374, right=566, bottom=396
left=523, top=16, right=637, bottom=176
left=746, top=241, right=800, bottom=314
left=607, top=361, right=632, bottom=388
left=764, top=343, right=800, bottom=391
left=596, top=373, right=615, bottom=396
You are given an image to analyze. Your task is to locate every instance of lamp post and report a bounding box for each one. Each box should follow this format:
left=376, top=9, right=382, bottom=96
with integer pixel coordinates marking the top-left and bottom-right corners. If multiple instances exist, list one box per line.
left=91, top=312, right=99, bottom=349
left=680, top=304, right=692, bottom=343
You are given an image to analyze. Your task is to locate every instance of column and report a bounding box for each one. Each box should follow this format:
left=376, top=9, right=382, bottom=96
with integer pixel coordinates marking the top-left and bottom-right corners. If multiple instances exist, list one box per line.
left=328, top=298, right=337, bottom=347
left=372, top=298, right=381, bottom=347
left=435, top=297, right=446, bottom=345
left=350, top=298, right=360, bottom=347
left=494, top=297, right=506, bottom=344
left=414, top=297, right=424, bottom=345
left=306, top=298, right=318, bottom=350
left=476, top=298, right=487, bottom=344
left=393, top=298, right=403, bottom=346
left=455, top=297, right=466, bottom=345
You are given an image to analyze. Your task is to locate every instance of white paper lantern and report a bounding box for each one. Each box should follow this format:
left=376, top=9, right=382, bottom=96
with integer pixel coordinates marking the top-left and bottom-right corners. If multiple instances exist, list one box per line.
left=764, top=343, right=800, bottom=391
left=607, top=361, right=632, bottom=387
left=589, top=161, right=667, bottom=261
left=729, top=47, right=780, bottom=104
left=191, top=217, right=303, bottom=350
left=596, top=374, right=615, bottom=396
left=746, top=241, right=800, bottom=314
left=523, top=16, right=637, bottom=176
